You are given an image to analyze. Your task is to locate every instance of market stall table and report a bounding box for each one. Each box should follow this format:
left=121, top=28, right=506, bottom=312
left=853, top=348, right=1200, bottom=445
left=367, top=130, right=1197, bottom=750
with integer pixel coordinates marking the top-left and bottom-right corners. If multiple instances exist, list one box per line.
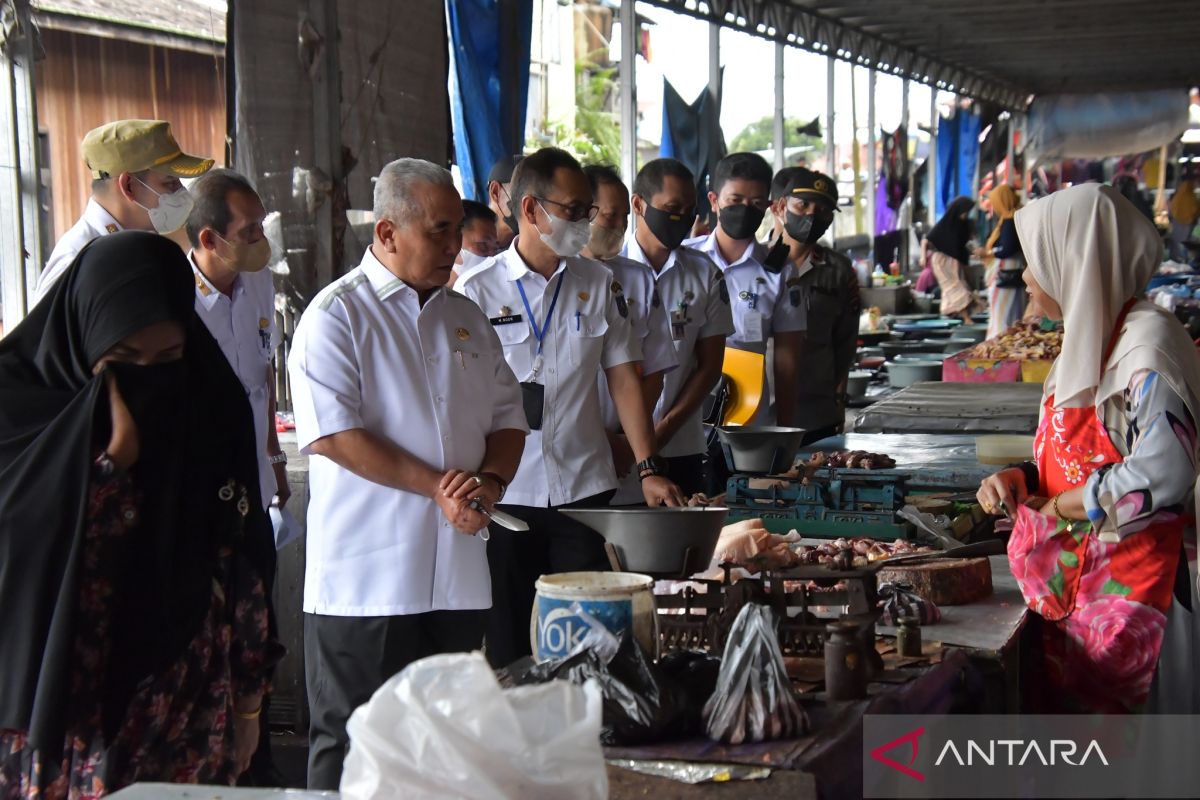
left=852, top=381, right=1042, bottom=435
left=877, top=555, right=1027, bottom=712
left=799, top=432, right=996, bottom=492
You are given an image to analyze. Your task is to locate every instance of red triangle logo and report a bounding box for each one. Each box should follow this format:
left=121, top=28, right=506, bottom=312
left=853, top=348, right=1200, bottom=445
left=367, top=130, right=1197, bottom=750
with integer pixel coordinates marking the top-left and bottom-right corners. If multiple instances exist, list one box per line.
left=870, top=726, right=926, bottom=782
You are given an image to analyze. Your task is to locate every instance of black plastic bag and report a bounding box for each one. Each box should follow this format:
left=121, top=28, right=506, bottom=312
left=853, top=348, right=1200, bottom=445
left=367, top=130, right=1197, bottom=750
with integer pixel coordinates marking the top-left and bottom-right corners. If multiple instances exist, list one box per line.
left=657, top=650, right=722, bottom=733
left=503, top=630, right=687, bottom=745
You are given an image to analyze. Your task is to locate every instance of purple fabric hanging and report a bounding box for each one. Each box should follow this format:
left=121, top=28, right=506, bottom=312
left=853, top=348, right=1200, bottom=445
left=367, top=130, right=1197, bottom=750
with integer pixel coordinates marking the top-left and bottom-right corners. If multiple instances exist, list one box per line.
left=875, top=179, right=897, bottom=234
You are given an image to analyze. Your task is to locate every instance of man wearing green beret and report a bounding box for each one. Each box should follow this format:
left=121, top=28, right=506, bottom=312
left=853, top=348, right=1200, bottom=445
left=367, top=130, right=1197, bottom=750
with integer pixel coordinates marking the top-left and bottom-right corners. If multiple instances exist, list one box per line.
left=33, top=119, right=213, bottom=302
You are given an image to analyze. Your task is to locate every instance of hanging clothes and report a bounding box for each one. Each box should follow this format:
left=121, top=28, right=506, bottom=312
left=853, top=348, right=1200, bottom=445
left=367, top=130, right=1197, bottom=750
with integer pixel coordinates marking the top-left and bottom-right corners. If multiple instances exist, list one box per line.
left=661, top=77, right=727, bottom=206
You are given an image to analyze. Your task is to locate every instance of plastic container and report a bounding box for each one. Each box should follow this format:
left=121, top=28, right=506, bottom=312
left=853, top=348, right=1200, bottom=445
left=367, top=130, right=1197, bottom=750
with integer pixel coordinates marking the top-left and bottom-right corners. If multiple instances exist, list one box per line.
left=887, top=359, right=943, bottom=388
left=975, top=435, right=1035, bottom=465
left=845, top=370, right=874, bottom=398
left=531, top=572, right=657, bottom=662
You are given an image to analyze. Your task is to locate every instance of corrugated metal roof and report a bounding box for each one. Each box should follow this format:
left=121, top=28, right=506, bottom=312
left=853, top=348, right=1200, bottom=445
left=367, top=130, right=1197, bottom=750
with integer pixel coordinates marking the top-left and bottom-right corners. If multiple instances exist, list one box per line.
left=644, top=0, right=1200, bottom=108
left=32, top=0, right=225, bottom=43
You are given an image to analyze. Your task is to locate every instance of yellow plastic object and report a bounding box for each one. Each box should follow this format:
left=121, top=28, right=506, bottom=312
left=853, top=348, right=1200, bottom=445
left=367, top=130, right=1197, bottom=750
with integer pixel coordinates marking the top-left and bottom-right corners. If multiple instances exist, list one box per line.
left=721, top=347, right=766, bottom=426
left=1020, top=359, right=1053, bottom=384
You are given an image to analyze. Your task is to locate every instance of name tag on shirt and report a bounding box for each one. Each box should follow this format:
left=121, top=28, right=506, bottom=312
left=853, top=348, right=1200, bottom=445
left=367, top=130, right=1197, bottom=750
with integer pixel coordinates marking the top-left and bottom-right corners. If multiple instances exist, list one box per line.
left=489, top=314, right=524, bottom=326
left=742, top=311, right=765, bottom=343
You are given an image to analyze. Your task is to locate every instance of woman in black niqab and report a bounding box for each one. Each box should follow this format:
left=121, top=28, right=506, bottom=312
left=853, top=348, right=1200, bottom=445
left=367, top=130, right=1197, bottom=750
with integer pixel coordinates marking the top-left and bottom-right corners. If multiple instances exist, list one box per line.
left=922, top=196, right=981, bottom=322
left=0, top=231, right=280, bottom=796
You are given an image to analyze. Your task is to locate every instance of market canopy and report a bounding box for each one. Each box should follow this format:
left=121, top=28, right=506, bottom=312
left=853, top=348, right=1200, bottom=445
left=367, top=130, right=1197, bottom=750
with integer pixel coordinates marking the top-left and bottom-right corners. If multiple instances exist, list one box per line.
left=644, top=0, right=1200, bottom=108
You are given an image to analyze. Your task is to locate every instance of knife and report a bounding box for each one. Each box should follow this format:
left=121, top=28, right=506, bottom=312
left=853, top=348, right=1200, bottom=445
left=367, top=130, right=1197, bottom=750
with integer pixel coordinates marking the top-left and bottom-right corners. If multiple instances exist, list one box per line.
left=468, top=499, right=530, bottom=541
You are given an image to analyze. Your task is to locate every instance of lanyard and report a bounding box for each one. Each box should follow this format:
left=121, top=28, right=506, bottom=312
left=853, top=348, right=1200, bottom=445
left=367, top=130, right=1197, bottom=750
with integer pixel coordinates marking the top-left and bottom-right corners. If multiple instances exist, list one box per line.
left=516, top=271, right=565, bottom=358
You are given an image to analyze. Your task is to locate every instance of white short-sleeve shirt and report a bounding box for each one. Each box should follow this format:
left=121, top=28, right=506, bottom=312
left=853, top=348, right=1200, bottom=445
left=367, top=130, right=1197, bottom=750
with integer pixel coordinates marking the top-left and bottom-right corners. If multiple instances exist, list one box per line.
left=684, top=232, right=807, bottom=355
left=289, top=246, right=528, bottom=616
left=455, top=240, right=641, bottom=507
left=622, top=237, right=734, bottom=458
left=191, top=254, right=280, bottom=509
left=34, top=199, right=124, bottom=302
left=596, top=253, right=679, bottom=432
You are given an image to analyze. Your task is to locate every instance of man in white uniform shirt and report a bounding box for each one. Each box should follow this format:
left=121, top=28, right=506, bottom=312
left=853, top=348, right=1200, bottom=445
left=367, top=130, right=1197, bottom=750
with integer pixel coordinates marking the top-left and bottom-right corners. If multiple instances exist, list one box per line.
left=456, top=147, right=684, bottom=668
left=616, top=158, right=734, bottom=498
left=35, top=119, right=212, bottom=302
left=185, top=169, right=287, bottom=511
left=289, top=159, right=527, bottom=790
left=684, top=152, right=806, bottom=427
left=580, top=164, right=678, bottom=485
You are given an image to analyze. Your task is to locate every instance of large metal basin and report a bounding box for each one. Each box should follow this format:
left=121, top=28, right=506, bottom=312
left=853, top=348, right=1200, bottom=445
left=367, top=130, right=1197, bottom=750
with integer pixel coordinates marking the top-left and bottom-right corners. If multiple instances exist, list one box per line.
left=716, top=425, right=806, bottom=474
left=559, top=507, right=729, bottom=577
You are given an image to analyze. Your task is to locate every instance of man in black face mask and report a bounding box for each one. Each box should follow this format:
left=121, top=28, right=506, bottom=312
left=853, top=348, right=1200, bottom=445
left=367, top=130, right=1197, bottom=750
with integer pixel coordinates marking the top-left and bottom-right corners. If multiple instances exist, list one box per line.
left=684, top=153, right=805, bottom=428
left=770, top=168, right=860, bottom=441
left=486, top=156, right=523, bottom=250
left=617, top=158, right=734, bottom=497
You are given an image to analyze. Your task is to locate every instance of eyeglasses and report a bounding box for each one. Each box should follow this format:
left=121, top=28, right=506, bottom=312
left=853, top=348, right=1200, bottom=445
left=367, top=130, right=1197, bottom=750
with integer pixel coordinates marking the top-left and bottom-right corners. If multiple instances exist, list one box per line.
left=536, top=196, right=599, bottom=223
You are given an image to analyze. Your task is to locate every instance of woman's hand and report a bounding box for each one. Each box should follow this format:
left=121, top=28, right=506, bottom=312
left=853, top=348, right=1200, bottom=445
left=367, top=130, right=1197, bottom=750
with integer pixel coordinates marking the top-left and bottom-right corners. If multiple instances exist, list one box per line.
left=104, top=371, right=138, bottom=468
left=977, top=467, right=1029, bottom=516
left=232, top=696, right=262, bottom=776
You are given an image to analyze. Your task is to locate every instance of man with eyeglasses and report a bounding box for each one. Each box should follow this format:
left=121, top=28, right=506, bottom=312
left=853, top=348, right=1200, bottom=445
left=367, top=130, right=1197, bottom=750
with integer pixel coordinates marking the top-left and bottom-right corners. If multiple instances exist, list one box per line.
left=684, top=152, right=806, bottom=427
left=456, top=147, right=685, bottom=668
left=770, top=168, right=860, bottom=441
left=486, top=155, right=523, bottom=250
left=34, top=119, right=213, bottom=302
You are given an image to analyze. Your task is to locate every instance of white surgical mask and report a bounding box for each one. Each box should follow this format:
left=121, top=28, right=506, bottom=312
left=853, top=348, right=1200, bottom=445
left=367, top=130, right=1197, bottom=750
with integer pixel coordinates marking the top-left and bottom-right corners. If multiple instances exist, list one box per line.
left=537, top=201, right=591, bottom=258
left=586, top=224, right=625, bottom=260
left=133, top=175, right=194, bottom=234
left=457, top=249, right=488, bottom=272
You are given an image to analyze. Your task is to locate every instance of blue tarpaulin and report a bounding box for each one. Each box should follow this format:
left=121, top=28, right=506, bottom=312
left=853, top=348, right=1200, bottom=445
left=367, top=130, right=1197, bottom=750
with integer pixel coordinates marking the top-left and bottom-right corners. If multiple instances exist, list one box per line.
left=447, top=0, right=532, bottom=200
left=935, top=110, right=981, bottom=217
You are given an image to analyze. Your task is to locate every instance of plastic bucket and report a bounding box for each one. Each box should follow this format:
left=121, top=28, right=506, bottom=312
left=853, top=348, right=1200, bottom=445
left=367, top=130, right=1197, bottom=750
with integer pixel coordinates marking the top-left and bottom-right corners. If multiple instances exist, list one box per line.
left=530, top=571, right=657, bottom=662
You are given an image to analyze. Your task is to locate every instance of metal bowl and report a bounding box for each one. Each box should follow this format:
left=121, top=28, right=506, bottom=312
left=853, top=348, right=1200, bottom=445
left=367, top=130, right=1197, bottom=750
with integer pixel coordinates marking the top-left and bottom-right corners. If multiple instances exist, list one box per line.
left=881, top=339, right=945, bottom=358
left=716, top=425, right=807, bottom=474
left=559, top=507, right=729, bottom=577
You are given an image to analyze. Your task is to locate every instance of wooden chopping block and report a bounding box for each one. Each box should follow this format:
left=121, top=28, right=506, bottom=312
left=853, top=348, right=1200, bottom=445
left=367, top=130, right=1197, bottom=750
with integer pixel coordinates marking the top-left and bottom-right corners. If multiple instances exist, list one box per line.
left=877, top=556, right=993, bottom=605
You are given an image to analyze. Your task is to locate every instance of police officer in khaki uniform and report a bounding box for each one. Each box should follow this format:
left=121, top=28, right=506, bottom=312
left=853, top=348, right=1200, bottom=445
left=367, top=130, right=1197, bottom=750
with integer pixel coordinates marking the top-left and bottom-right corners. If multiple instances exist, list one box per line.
left=770, top=169, right=860, bottom=441
left=35, top=120, right=213, bottom=302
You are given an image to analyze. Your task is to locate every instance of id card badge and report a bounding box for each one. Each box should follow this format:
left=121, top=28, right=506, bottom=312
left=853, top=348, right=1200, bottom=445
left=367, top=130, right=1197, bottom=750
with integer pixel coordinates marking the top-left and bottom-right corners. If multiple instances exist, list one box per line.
left=670, top=306, right=688, bottom=341
left=742, top=311, right=765, bottom=343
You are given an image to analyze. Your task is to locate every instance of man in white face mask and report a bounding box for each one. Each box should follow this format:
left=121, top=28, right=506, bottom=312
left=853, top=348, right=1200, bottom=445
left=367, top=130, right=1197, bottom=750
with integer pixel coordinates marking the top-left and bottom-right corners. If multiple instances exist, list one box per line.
left=451, top=199, right=500, bottom=283
left=456, top=147, right=685, bottom=669
left=34, top=119, right=212, bottom=302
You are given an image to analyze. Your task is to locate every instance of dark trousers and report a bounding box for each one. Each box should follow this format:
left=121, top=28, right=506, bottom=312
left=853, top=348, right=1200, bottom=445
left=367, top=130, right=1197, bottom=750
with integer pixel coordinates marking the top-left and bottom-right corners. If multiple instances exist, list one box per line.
left=665, top=453, right=706, bottom=497
left=304, top=609, right=486, bottom=790
left=484, top=490, right=614, bottom=669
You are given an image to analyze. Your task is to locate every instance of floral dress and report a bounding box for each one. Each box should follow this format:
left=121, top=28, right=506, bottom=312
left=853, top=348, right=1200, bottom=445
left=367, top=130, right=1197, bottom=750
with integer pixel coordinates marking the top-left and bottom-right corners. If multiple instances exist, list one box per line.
left=0, top=463, right=279, bottom=799
left=1009, top=369, right=1198, bottom=712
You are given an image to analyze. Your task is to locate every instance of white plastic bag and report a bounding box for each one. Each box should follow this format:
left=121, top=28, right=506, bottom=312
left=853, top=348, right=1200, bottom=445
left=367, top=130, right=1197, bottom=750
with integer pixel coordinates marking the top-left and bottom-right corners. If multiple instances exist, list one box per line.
left=340, top=652, right=607, bottom=800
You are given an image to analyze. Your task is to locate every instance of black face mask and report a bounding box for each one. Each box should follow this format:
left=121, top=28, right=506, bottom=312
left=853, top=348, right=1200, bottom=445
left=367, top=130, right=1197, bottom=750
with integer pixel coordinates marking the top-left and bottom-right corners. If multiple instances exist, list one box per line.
left=642, top=204, right=694, bottom=251
left=785, top=212, right=832, bottom=245
left=499, top=189, right=518, bottom=235
left=718, top=203, right=766, bottom=241
left=106, top=359, right=187, bottom=445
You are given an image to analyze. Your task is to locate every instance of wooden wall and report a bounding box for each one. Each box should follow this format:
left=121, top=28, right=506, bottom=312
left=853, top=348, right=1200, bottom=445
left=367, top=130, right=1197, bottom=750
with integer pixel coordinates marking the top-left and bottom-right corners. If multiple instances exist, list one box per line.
left=34, top=28, right=226, bottom=241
